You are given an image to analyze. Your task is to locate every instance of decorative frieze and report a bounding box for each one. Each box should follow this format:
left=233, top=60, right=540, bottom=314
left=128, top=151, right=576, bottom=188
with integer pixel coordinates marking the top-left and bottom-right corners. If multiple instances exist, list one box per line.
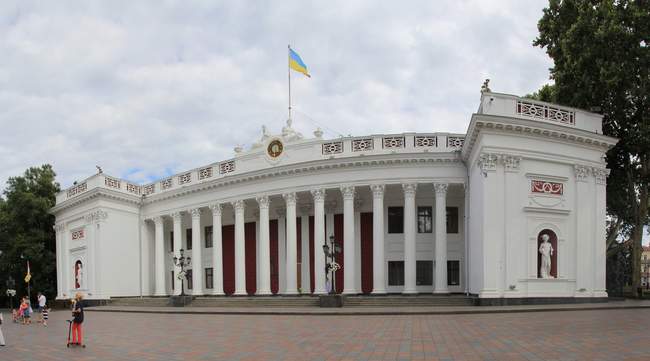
left=352, top=138, right=374, bottom=152
left=143, top=184, right=155, bottom=195
left=198, top=166, right=213, bottom=180
left=447, top=136, right=464, bottom=149
left=161, top=178, right=173, bottom=190
left=531, top=180, right=563, bottom=195
left=383, top=136, right=405, bottom=149
left=66, top=182, right=87, bottom=198
left=516, top=100, right=575, bottom=125
left=414, top=136, right=437, bottom=148
left=220, top=160, right=235, bottom=174
left=178, top=172, right=191, bottom=185
left=104, top=177, right=121, bottom=189
left=71, top=229, right=85, bottom=240
left=126, top=183, right=141, bottom=195
left=322, top=141, right=343, bottom=155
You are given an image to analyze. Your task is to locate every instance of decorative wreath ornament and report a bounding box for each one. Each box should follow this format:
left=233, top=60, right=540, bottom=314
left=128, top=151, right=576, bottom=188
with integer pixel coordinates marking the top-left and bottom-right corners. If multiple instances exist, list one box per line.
left=330, top=262, right=341, bottom=272
left=176, top=271, right=186, bottom=280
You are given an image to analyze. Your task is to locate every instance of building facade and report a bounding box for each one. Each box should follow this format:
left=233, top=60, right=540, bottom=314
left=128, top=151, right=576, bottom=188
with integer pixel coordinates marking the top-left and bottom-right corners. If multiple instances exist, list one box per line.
left=51, top=91, right=617, bottom=303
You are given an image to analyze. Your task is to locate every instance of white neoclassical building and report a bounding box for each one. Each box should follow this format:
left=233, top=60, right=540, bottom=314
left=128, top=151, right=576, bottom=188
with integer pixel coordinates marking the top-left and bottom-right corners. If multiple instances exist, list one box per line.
left=51, top=91, right=617, bottom=304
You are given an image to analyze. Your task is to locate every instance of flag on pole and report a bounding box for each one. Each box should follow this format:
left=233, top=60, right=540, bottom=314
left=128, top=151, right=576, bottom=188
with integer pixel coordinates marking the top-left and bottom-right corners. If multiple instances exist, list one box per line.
left=24, top=260, right=31, bottom=283
left=289, top=48, right=310, bottom=77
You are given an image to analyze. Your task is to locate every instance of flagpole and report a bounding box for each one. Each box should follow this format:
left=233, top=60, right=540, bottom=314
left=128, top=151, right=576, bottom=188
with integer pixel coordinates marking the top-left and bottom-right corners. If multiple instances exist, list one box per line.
left=287, top=44, right=292, bottom=120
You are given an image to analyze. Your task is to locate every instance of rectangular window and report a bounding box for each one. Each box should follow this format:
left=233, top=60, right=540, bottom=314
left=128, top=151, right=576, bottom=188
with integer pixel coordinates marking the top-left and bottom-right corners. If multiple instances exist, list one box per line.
left=447, top=260, right=460, bottom=286
left=170, top=231, right=174, bottom=251
left=171, top=271, right=174, bottom=290
left=388, top=207, right=404, bottom=234
left=416, top=260, right=433, bottom=285
left=205, top=268, right=214, bottom=289
left=205, top=226, right=213, bottom=248
left=417, top=207, right=432, bottom=233
left=186, top=269, right=193, bottom=289
left=388, top=261, right=404, bottom=286
left=186, top=229, right=192, bottom=250
left=446, top=207, right=459, bottom=234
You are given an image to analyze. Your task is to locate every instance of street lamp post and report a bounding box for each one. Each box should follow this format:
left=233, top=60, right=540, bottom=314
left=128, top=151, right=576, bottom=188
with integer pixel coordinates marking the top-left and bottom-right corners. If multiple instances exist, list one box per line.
left=172, top=249, right=191, bottom=297
left=322, top=235, right=341, bottom=294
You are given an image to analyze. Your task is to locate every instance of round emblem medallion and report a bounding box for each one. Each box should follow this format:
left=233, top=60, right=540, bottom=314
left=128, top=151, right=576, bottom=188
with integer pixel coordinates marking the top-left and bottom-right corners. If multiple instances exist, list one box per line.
left=267, top=139, right=283, bottom=158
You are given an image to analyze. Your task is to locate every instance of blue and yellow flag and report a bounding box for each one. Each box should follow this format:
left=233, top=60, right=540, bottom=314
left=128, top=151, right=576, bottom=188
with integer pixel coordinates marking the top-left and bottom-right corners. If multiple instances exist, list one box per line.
left=289, top=48, right=310, bottom=77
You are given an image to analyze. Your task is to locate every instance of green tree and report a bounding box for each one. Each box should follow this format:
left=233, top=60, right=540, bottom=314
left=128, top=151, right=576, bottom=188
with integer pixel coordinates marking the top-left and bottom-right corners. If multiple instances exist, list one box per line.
left=524, top=83, right=557, bottom=103
left=0, top=165, right=60, bottom=305
left=533, top=0, right=649, bottom=296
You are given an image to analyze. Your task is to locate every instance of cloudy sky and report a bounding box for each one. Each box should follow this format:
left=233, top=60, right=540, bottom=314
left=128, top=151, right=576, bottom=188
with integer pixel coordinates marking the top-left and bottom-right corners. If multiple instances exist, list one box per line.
left=0, top=0, right=554, bottom=190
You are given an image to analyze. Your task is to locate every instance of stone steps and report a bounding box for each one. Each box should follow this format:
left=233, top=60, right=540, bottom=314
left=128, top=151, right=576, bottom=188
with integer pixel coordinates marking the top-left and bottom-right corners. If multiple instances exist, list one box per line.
left=344, top=296, right=474, bottom=307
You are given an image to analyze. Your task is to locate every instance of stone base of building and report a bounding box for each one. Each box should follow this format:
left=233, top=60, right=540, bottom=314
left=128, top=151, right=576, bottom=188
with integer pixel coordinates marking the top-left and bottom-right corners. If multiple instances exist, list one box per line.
left=54, top=298, right=110, bottom=309
left=168, top=295, right=193, bottom=307
left=319, top=294, right=345, bottom=307
left=473, top=296, right=609, bottom=306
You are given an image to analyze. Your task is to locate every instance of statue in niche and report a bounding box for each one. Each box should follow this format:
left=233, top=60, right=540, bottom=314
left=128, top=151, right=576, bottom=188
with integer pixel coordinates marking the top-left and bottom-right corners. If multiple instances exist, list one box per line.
left=74, top=260, right=84, bottom=289
left=538, top=234, right=554, bottom=279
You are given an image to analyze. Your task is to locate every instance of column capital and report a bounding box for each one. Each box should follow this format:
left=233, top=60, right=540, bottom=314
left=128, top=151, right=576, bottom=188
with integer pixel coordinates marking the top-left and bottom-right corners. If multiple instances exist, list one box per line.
left=189, top=208, right=202, bottom=219
left=478, top=153, right=499, bottom=172
left=503, top=155, right=522, bottom=173
left=310, top=188, right=326, bottom=202
left=152, top=216, right=164, bottom=226
left=231, top=200, right=246, bottom=212
left=340, top=185, right=356, bottom=200
left=433, top=183, right=448, bottom=195
left=592, top=167, right=608, bottom=185
left=370, top=184, right=385, bottom=198
left=54, top=223, right=66, bottom=232
left=209, top=203, right=223, bottom=216
left=402, top=183, right=417, bottom=196
left=256, top=195, right=270, bottom=209
left=574, top=165, right=591, bottom=182
left=170, top=211, right=183, bottom=221
left=282, top=192, right=298, bottom=206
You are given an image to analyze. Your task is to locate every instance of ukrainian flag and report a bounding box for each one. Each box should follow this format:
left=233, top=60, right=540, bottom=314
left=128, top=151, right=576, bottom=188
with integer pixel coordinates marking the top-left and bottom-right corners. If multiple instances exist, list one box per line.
left=289, top=48, right=310, bottom=77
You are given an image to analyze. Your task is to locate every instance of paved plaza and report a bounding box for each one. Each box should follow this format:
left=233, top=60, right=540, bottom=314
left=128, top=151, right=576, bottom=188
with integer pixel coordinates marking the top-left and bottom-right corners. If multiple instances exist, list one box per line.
left=1, top=308, right=649, bottom=360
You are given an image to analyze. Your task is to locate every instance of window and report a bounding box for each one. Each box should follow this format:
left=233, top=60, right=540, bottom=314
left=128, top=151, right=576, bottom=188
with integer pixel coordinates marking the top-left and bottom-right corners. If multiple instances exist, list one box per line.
left=388, top=207, right=404, bottom=233
left=169, top=231, right=174, bottom=250
left=447, top=260, right=460, bottom=286
left=186, top=269, right=193, bottom=289
left=417, top=207, right=432, bottom=233
left=416, top=261, right=433, bottom=285
left=186, top=229, right=192, bottom=250
left=446, top=207, right=459, bottom=234
left=205, top=226, right=213, bottom=248
left=388, top=261, right=404, bottom=286
left=171, top=271, right=174, bottom=290
left=205, top=268, right=214, bottom=289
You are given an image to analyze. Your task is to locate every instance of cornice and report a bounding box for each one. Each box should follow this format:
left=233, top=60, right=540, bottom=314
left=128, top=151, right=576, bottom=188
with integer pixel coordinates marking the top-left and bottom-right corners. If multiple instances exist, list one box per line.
left=461, top=113, right=618, bottom=161
left=50, top=187, right=142, bottom=215
left=142, top=152, right=462, bottom=205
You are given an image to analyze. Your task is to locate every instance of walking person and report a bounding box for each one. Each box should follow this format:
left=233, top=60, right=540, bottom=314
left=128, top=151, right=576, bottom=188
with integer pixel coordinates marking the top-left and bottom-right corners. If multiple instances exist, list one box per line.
left=71, top=293, right=85, bottom=347
left=42, top=305, right=49, bottom=327
left=0, top=312, right=5, bottom=346
left=36, top=292, right=46, bottom=323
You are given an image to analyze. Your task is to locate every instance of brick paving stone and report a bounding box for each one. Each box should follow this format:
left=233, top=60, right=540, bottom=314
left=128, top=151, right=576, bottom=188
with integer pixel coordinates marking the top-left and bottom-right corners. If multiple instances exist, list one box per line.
left=0, top=308, right=649, bottom=360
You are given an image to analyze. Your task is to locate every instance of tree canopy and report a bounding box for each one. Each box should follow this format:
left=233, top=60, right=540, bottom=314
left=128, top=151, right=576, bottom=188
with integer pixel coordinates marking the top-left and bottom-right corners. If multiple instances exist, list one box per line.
left=533, top=0, right=649, bottom=295
left=0, top=165, right=60, bottom=305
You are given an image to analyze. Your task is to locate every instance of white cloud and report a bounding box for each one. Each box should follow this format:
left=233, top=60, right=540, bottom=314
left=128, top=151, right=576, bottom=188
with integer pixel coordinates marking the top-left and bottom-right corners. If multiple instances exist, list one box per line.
left=0, top=0, right=553, bottom=190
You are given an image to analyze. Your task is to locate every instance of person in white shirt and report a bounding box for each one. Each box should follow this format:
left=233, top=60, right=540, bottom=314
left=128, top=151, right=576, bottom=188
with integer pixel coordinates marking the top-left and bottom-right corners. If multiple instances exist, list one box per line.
left=37, top=292, right=46, bottom=323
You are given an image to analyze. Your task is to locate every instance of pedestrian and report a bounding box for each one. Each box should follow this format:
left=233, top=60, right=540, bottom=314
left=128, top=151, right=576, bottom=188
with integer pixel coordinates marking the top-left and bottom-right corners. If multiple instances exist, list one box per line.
left=36, top=292, right=46, bottom=323
left=71, top=293, right=85, bottom=347
left=42, top=305, right=49, bottom=327
left=0, top=312, right=5, bottom=346
left=19, top=297, right=29, bottom=325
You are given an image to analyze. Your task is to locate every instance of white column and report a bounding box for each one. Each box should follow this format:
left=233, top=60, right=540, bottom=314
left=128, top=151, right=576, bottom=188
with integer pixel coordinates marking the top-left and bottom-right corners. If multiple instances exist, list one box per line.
left=232, top=200, right=247, bottom=295
left=593, top=168, right=608, bottom=297
left=61, top=225, right=70, bottom=298
left=311, top=189, right=327, bottom=294
left=371, top=184, right=386, bottom=294
left=434, top=183, right=449, bottom=294
left=277, top=208, right=287, bottom=293
left=190, top=208, right=203, bottom=295
left=341, top=185, right=356, bottom=294
left=300, top=206, right=311, bottom=293
left=402, top=183, right=418, bottom=294
left=153, top=216, right=167, bottom=296
left=55, top=224, right=63, bottom=299
left=575, top=165, right=593, bottom=295
left=283, top=192, right=299, bottom=294
left=171, top=211, right=183, bottom=295
left=209, top=204, right=224, bottom=295
left=256, top=196, right=272, bottom=295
